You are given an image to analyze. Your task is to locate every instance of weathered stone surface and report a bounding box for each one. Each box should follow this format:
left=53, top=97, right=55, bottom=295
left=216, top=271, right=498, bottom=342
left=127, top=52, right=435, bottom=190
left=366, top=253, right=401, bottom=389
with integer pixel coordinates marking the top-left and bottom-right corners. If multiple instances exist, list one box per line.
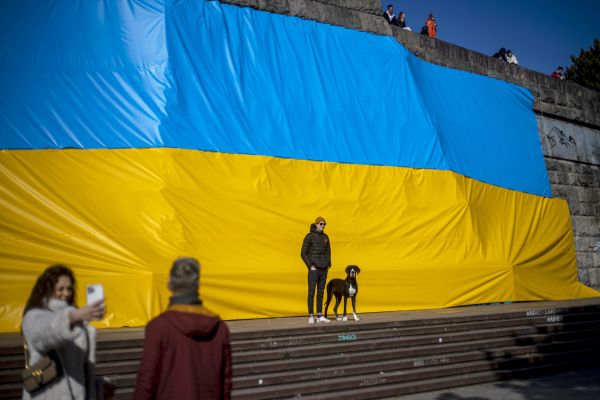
left=581, top=165, right=594, bottom=175
left=593, top=170, right=600, bottom=187
left=582, top=252, right=595, bottom=268
left=593, top=252, right=600, bottom=268
left=344, top=0, right=381, bottom=14
left=578, top=186, right=590, bottom=203
left=257, top=0, right=290, bottom=15
left=589, top=268, right=600, bottom=287
left=288, top=0, right=320, bottom=20
left=579, top=267, right=591, bottom=286
left=589, top=188, right=600, bottom=204
left=317, top=0, right=346, bottom=8
left=357, top=10, right=391, bottom=36
left=561, top=162, right=577, bottom=173
left=544, top=159, right=557, bottom=171
left=547, top=170, right=557, bottom=184
left=555, top=172, right=569, bottom=185
left=579, top=203, right=595, bottom=216
left=569, top=173, right=594, bottom=187
left=571, top=216, right=600, bottom=237
left=314, top=2, right=361, bottom=30
left=567, top=186, right=580, bottom=204
left=218, top=0, right=260, bottom=9
left=575, top=236, right=596, bottom=252
left=590, top=217, right=600, bottom=237
left=568, top=199, right=580, bottom=215
left=551, top=184, right=568, bottom=198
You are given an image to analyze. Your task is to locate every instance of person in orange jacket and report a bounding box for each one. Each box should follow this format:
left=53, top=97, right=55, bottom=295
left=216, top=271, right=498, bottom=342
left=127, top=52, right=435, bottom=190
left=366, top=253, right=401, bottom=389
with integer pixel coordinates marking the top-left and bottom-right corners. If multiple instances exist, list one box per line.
left=426, top=13, right=437, bottom=38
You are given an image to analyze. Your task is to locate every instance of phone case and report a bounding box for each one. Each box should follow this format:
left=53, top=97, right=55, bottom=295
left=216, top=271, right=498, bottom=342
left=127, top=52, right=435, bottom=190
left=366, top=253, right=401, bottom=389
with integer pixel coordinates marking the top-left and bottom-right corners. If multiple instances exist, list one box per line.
left=86, top=284, right=104, bottom=305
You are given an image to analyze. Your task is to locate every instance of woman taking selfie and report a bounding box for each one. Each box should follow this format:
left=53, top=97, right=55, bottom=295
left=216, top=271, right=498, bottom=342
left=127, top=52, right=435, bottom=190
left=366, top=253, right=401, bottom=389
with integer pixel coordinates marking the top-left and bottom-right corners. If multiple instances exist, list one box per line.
left=21, top=265, right=108, bottom=400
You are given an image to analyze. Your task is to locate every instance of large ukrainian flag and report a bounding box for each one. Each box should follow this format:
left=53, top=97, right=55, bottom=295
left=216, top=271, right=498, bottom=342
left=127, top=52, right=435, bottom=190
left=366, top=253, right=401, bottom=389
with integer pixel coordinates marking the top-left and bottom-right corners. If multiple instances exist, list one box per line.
left=0, top=0, right=596, bottom=332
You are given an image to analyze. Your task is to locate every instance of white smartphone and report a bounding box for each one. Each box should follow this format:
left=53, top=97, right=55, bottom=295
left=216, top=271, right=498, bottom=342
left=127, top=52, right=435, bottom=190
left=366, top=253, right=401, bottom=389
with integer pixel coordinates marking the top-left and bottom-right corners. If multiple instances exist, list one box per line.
left=86, top=284, right=105, bottom=306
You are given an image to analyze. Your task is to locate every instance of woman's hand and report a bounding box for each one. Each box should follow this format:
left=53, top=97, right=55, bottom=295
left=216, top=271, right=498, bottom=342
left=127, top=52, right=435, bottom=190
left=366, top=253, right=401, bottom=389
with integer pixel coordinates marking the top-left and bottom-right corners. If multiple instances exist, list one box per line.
left=310, top=267, right=316, bottom=271
left=69, top=298, right=106, bottom=324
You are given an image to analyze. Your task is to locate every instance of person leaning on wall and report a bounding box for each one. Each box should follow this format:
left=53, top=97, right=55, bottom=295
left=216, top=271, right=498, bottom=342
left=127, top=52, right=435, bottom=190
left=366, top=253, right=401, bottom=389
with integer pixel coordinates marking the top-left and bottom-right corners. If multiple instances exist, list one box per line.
left=398, top=12, right=411, bottom=31
left=21, top=265, right=111, bottom=400
left=133, top=257, right=232, bottom=400
left=301, top=217, right=332, bottom=324
left=383, top=4, right=399, bottom=26
left=551, top=67, right=565, bottom=80
left=492, top=47, right=508, bottom=62
left=506, top=50, right=518, bottom=65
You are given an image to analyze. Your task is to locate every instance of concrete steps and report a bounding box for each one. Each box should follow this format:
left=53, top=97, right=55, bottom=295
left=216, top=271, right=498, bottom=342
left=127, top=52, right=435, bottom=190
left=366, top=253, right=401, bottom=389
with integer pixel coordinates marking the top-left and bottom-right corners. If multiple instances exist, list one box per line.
left=1, top=301, right=599, bottom=399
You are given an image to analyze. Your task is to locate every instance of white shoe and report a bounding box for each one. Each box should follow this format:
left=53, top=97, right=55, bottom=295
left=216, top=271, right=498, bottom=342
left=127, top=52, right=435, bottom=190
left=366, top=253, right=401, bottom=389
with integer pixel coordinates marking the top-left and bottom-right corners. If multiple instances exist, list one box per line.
left=316, top=316, right=331, bottom=323
left=308, top=316, right=315, bottom=324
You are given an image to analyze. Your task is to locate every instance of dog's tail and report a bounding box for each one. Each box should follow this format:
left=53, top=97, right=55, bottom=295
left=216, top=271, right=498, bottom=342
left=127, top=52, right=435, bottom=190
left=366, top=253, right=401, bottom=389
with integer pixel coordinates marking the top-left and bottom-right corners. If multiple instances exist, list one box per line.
left=324, top=280, right=334, bottom=316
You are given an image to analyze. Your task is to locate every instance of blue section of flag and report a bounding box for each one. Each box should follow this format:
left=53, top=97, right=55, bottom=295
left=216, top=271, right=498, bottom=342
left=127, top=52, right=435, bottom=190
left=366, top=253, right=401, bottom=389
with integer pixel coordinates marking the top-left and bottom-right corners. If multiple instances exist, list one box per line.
left=0, top=0, right=550, bottom=197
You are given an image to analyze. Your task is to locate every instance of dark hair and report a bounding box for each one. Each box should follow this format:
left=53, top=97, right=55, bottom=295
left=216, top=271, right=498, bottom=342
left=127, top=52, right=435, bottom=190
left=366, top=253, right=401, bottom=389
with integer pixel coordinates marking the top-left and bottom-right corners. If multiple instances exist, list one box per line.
left=24, top=265, right=76, bottom=316
left=387, top=4, right=393, bottom=8
left=169, top=257, right=200, bottom=293
left=507, top=49, right=512, bottom=54
left=557, top=66, right=563, bottom=70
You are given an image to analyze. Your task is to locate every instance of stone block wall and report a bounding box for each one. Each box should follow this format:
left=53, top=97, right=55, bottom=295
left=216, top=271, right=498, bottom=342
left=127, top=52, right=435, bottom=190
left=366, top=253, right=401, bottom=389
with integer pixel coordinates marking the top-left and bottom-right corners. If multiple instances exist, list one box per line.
left=546, top=160, right=600, bottom=291
left=539, top=116, right=600, bottom=291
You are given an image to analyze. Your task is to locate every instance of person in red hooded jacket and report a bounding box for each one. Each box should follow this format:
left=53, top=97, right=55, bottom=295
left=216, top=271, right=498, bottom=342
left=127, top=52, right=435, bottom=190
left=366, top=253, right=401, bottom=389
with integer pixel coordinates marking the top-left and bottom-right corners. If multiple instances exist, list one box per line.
left=133, top=258, right=231, bottom=400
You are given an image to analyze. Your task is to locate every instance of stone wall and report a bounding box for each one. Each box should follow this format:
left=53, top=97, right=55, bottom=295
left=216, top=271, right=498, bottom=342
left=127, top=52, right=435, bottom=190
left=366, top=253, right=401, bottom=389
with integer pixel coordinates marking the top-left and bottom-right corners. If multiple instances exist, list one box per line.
left=211, top=0, right=600, bottom=292
left=539, top=116, right=600, bottom=291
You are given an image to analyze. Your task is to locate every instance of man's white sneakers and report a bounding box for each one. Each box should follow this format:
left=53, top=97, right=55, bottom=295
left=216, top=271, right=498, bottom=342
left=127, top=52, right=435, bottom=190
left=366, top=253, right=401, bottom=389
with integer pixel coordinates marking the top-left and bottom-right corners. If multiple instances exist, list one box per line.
left=308, top=316, right=315, bottom=324
left=316, top=316, right=331, bottom=323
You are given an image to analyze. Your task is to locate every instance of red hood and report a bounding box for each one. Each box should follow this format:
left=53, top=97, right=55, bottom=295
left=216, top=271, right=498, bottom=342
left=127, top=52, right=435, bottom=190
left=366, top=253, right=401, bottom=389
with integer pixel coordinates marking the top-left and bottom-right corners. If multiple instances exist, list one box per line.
left=162, top=309, right=221, bottom=338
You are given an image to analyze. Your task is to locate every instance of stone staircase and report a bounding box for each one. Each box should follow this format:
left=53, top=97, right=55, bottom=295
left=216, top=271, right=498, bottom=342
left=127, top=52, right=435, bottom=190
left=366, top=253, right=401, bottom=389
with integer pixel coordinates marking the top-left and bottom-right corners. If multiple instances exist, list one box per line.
left=1, top=301, right=600, bottom=399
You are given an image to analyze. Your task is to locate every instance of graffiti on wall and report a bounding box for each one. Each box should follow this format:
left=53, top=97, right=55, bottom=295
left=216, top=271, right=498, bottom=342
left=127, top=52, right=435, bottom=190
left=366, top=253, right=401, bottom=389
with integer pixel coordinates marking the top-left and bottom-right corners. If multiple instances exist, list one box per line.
left=538, top=116, right=600, bottom=164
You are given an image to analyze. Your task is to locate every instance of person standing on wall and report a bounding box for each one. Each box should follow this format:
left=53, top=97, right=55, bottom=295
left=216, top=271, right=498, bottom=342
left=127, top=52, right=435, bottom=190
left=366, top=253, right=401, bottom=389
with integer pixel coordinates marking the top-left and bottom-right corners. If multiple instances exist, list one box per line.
left=301, top=217, right=332, bottom=324
left=426, top=13, right=437, bottom=38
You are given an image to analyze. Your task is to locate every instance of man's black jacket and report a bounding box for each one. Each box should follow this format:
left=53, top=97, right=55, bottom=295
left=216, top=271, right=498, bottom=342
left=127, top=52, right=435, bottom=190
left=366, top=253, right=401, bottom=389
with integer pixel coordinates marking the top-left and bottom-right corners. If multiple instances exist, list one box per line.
left=301, top=224, right=331, bottom=270
left=383, top=12, right=398, bottom=26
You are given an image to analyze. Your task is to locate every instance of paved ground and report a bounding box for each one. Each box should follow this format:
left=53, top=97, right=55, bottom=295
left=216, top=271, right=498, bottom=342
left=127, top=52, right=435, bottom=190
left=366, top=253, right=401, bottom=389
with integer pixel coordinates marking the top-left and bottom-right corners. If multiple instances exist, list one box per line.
left=397, top=367, right=600, bottom=399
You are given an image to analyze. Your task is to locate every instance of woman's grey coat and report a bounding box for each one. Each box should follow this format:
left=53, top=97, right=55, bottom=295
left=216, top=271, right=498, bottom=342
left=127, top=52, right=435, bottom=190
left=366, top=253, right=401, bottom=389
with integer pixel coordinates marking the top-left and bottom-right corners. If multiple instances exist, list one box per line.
left=21, top=298, right=96, bottom=400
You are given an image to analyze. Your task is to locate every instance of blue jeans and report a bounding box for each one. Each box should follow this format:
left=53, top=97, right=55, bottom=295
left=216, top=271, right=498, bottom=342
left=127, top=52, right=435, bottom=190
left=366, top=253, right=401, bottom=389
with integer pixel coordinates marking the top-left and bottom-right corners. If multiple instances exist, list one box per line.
left=308, top=268, right=328, bottom=316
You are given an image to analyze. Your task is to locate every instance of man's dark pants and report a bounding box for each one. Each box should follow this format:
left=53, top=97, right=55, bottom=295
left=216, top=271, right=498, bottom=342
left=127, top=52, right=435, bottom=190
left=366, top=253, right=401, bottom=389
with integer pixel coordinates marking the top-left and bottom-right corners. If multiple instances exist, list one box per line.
left=308, top=268, right=328, bottom=316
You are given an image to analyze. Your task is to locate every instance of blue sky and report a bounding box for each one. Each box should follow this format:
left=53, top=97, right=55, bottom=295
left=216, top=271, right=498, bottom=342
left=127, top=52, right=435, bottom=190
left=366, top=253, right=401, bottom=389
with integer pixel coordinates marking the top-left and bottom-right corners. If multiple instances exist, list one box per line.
left=385, top=0, right=600, bottom=75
